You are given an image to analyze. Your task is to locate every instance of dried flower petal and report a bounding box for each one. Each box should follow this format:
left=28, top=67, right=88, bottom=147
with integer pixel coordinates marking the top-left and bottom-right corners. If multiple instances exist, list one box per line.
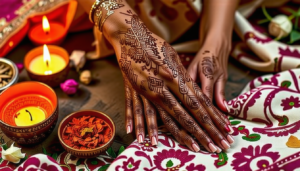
left=85, top=137, right=92, bottom=142
left=89, top=117, right=95, bottom=123
left=70, top=118, right=80, bottom=125
left=65, top=127, right=73, bottom=134
left=80, top=116, right=90, bottom=122
left=97, top=124, right=103, bottom=133
left=81, top=127, right=93, bottom=137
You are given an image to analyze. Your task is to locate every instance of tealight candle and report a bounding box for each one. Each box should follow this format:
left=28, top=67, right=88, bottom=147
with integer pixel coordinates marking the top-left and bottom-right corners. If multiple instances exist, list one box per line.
left=29, top=45, right=66, bottom=75
left=28, top=15, right=65, bottom=45
left=24, top=45, right=70, bottom=87
left=14, top=106, right=46, bottom=126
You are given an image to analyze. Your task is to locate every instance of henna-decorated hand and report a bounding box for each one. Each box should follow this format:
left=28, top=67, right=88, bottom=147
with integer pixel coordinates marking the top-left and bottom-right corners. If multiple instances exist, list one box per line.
left=186, top=0, right=238, bottom=112
left=123, top=76, right=158, bottom=146
left=187, top=41, right=231, bottom=112
left=113, top=10, right=234, bottom=153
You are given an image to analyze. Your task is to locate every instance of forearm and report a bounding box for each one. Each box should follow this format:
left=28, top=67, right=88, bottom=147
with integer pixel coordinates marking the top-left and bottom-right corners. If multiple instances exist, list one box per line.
left=199, top=0, right=240, bottom=45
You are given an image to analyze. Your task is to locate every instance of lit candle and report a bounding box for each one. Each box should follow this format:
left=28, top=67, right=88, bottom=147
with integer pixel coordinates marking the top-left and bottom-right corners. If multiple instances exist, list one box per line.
left=28, top=15, right=65, bottom=45
left=29, top=45, right=66, bottom=75
left=24, top=45, right=70, bottom=87
left=14, top=107, right=46, bottom=126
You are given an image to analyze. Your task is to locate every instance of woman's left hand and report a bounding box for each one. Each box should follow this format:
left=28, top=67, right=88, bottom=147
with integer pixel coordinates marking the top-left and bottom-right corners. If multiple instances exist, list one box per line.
left=187, top=36, right=231, bottom=112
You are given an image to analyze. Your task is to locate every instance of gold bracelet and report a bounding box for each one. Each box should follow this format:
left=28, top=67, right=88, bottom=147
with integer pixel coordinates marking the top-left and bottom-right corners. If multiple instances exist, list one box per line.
left=89, top=0, right=106, bottom=24
left=99, top=13, right=111, bottom=32
left=96, top=10, right=103, bottom=29
left=89, top=0, right=99, bottom=23
left=99, top=15, right=108, bottom=32
left=98, top=0, right=119, bottom=32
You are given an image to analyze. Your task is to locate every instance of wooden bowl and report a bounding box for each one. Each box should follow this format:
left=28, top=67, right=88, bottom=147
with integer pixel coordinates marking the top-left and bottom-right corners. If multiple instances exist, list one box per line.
left=58, top=110, right=115, bottom=158
left=0, top=81, right=58, bottom=144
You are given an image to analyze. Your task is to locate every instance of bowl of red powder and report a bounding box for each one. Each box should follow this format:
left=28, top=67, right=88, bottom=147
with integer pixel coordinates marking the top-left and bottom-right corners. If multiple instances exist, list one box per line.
left=58, top=110, right=115, bottom=158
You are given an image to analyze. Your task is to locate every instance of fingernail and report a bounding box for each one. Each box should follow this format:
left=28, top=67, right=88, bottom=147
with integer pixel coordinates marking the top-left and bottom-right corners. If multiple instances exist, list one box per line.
left=216, top=147, right=222, bottom=153
left=192, top=143, right=200, bottom=152
left=152, top=136, right=158, bottom=146
left=225, top=118, right=231, bottom=125
left=227, top=135, right=234, bottom=144
left=221, top=140, right=230, bottom=150
left=138, top=134, right=143, bottom=143
left=126, top=125, right=131, bottom=134
left=224, top=115, right=230, bottom=125
left=223, top=100, right=229, bottom=112
left=225, top=125, right=231, bottom=132
left=228, top=125, right=234, bottom=134
left=208, top=143, right=217, bottom=152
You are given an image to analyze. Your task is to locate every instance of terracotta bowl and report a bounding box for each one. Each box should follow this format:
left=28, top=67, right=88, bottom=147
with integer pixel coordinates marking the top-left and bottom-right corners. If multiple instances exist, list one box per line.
left=0, top=81, right=58, bottom=144
left=0, top=58, right=19, bottom=92
left=58, top=110, right=115, bottom=158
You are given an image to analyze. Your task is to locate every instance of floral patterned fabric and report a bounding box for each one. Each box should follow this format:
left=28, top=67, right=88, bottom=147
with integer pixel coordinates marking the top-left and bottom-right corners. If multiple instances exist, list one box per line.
left=0, top=150, right=113, bottom=171
left=15, top=154, right=63, bottom=171
left=55, top=151, right=113, bottom=171
left=108, top=68, right=300, bottom=171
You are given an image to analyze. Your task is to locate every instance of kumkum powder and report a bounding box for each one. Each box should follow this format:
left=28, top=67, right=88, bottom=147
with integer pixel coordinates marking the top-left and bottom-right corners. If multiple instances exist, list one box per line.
left=62, top=116, right=112, bottom=150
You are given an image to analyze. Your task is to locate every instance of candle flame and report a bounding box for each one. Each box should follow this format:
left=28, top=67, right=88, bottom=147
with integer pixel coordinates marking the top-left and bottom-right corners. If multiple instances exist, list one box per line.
left=43, top=44, right=52, bottom=75
left=42, top=16, right=50, bottom=34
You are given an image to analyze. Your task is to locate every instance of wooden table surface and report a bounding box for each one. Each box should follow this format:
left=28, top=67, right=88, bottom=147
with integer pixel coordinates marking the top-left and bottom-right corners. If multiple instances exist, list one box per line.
left=3, top=28, right=262, bottom=155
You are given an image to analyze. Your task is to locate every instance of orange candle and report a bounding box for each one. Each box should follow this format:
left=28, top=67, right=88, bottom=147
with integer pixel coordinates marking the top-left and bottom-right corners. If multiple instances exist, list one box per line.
left=28, top=16, right=65, bottom=45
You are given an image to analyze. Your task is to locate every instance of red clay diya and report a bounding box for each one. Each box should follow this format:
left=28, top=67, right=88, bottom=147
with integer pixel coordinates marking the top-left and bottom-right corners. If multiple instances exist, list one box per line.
left=28, top=16, right=65, bottom=46
left=0, top=81, right=58, bottom=144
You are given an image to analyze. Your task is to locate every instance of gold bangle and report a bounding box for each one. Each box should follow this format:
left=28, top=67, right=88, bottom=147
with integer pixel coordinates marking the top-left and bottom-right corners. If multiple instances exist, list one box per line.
left=89, top=0, right=106, bottom=24
left=89, top=0, right=99, bottom=23
left=98, top=0, right=118, bottom=32
left=99, top=13, right=110, bottom=32
left=96, top=10, right=103, bottom=29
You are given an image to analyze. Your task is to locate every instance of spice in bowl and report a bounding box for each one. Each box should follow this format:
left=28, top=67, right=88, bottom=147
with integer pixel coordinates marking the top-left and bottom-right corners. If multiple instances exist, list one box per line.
left=62, top=115, right=112, bottom=150
left=0, top=63, right=13, bottom=88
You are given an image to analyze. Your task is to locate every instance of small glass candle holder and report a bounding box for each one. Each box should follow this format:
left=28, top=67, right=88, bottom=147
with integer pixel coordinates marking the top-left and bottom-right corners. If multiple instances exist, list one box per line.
left=0, top=81, right=58, bottom=145
left=24, top=45, right=70, bottom=87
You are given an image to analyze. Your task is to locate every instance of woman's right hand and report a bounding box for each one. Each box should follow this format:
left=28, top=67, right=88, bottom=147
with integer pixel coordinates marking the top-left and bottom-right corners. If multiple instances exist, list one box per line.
left=115, top=11, right=234, bottom=153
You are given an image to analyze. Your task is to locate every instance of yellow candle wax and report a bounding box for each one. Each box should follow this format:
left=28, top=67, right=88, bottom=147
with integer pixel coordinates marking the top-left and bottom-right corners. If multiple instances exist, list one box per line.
left=29, top=54, right=66, bottom=75
left=14, top=106, right=46, bottom=126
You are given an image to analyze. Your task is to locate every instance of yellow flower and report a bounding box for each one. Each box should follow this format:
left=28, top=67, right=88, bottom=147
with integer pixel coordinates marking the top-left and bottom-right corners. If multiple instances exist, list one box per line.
left=1, top=143, right=26, bottom=163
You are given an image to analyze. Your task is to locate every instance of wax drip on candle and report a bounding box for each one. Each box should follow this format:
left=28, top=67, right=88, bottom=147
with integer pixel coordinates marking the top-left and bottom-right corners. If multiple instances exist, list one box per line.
left=25, top=110, right=33, bottom=121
